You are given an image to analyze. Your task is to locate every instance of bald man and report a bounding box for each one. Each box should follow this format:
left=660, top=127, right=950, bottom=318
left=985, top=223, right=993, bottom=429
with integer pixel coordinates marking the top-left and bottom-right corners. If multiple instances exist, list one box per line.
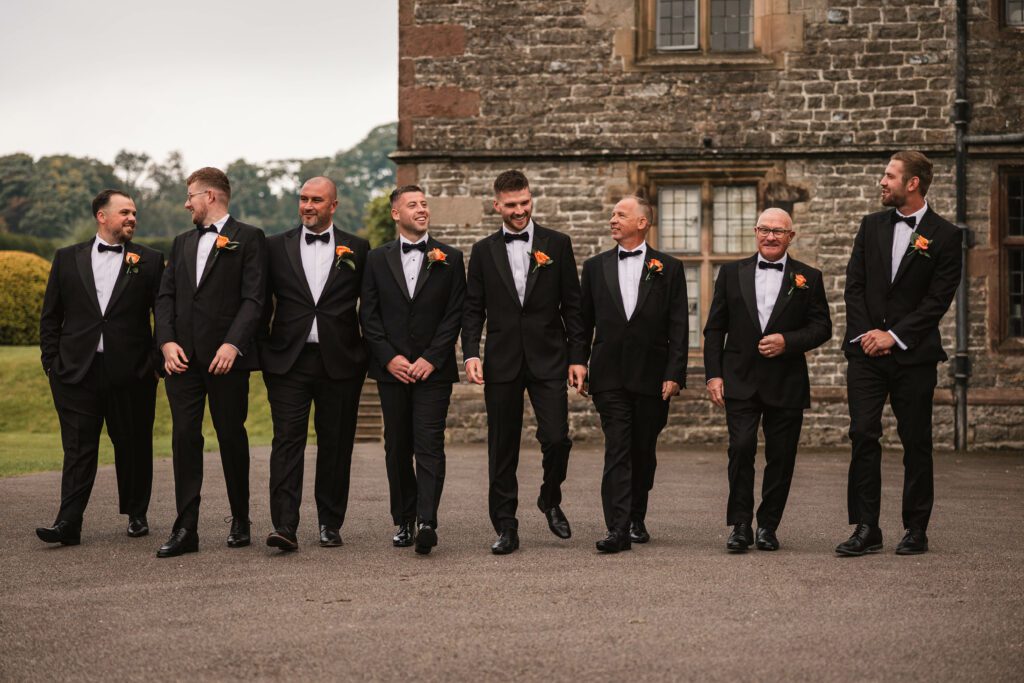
left=259, top=177, right=370, bottom=551
left=703, top=208, right=832, bottom=553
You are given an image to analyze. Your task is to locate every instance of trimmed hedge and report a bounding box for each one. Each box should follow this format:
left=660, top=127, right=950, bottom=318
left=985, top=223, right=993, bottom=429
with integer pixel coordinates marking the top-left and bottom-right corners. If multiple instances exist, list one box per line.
left=0, top=233, right=57, bottom=260
left=0, top=251, right=50, bottom=345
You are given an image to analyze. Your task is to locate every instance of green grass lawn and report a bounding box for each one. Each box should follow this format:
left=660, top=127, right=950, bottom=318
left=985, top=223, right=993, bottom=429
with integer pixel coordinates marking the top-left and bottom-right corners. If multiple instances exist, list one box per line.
left=0, top=346, right=297, bottom=478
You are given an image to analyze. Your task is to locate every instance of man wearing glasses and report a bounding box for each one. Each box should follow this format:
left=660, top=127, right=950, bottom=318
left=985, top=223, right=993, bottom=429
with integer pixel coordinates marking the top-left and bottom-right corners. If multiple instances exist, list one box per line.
left=154, top=167, right=267, bottom=557
left=703, top=208, right=832, bottom=553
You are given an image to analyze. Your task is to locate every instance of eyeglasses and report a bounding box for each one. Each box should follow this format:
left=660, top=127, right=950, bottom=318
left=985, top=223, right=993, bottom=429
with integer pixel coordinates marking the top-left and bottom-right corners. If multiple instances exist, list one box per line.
left=186, top=190, right=208, bottom=201
left=754, top=227, right=793, bottom=238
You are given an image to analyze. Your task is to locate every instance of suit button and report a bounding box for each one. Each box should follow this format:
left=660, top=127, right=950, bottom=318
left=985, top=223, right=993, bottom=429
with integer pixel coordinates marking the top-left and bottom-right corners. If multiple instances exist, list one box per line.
left=102, top=317, right=108, bottom=322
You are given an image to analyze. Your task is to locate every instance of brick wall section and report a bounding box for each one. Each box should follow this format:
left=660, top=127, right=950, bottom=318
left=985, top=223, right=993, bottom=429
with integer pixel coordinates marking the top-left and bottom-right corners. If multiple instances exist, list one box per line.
left=399, top=0, right=1024, bottom=450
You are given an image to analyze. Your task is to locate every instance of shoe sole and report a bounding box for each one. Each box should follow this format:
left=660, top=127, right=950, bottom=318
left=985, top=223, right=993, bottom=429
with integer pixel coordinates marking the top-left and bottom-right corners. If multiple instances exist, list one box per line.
left=755, top=543, right=779, bottom=551
left=126, top=530, right=149, bottom=538
left=393, top=539, right=413, bottom=547
left=319, top=540, right=343, bottom=548
left=596, top=543, right=631, bottom=553
left=631, top=536, right=650, bottom=544
left=835, top=543, right=883, bottom=556
left=491, top=540, right=520, bottom=555
left=156, top=543, right=198, bottom=558
left=895, top=546, right=928, bottom=555
left=36, top=530, right=81, bottom=545
left=267, top=535, right=298, bottom=552
left=226, top=539, right=251, bottom=548
left=415, top=528, right=438, bottom=555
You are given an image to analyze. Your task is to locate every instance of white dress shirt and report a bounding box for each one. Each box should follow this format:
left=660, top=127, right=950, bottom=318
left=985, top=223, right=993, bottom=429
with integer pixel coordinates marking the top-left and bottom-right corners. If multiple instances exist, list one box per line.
left=196, top=214, right=231, bottom=287
left=91, top=236, right=123, bottom=352
left=301, top=225, right=334, bottom=343
left=504, top=220, right=534, bottom=305
left=400, top=234, right=428, bottom=299
left=618, top=241, right=647, bottom=320
left=755, top=253, right=788, bottom=332
left=891, top=202, right=927, bottom=284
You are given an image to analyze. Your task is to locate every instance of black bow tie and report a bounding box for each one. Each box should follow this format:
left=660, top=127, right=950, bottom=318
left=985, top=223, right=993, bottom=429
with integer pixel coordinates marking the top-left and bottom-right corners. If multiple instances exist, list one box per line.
left=618, top=250, right=642, bottom=260
left=402, top=242, right=427, bottom=254
left=891, top=212, right=917, bottom=229
left=305, top=232, right=330, bottom=245
left=504, top=232, right=529, bottom=243
left=758, top=261, right=784, bottom=271
left=196, top=225, right=218, bottom=236
left=97, top=243, right=123, bottom=254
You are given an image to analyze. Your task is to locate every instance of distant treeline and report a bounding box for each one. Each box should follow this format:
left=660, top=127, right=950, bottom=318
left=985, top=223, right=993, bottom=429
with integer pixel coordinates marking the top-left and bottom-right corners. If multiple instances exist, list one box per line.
left=0, top=123, right=398, bottom=257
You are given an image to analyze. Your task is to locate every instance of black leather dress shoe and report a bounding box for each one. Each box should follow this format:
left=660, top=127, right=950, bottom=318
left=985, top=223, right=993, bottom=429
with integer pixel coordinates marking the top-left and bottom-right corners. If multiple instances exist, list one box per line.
left=596, top=529, right=631, bottom=553
left=835, top=524, right=883, bottom=556
left=35, top=521, right=81, bottom=546
left=491, top=528, right=520, bottom=555
left=226, top=518, right=251, bottom=548
left=629, top=520, right=651, bottom=544
left=726, top=523, right=754, bottom=553
left=157, top=528, right=198, bottom=558
left=539, top=502, right=572, bottom=539
left=414, top=523, right=437, bottom=555
left=393, top=521, right=415, bottom=547
left=895, top=529, right=928, bottom=555
left=127, top=516, right=149, bottom=538
left=266, top=529, right=298, bottom=552
left=755, top=527, right=780, bottom=551
left=319, top=525, right=343, bottom=548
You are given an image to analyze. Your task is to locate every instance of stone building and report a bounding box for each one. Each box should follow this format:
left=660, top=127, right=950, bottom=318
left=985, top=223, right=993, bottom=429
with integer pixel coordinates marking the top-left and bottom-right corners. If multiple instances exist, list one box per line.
left=391, top=0, right=1024, bottom=450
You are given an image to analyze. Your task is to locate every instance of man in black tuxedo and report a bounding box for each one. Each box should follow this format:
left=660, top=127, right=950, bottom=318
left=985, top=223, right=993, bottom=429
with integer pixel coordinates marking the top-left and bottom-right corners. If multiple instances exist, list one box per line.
left=154, top=167, right=267, bottom=557
left=36, top=190, right=163, bottom=545
left=462, top=170, right=587, bottom=555
left=260, top=176, right=369, bottom=552
left=360, top=185, right=465, bottom=555
left=703, top=208, right=832, bottom=553
left=580, top=194, right=688, bottom=553
left=837, top=151, right=962, bottom=557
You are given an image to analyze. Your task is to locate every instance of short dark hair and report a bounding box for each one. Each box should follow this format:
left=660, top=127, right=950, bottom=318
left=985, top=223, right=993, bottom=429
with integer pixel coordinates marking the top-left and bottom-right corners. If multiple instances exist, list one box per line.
left=890, top=151, right=934, bottom=197
left=390, top=184, right=424, bottom=207
left=186, top=167, right=231, bottom=199
left=91, top=189, right=132, bottom=218
left=493, top=170, right=530, bottom=196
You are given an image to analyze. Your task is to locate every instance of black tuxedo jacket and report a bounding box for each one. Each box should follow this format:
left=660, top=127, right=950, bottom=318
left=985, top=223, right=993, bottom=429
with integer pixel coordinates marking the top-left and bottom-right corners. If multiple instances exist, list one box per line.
left=703, top=254, right=832, bottom=409
left=260, top=226, right=369, bottom=380
left=40, top=239, right=164, bottom=386
left=154, top=216, right=267, bottom=371
left=581, top=246, right=689, bottom=397
left=461, top=224, right=587, bottom=382
left=843, top=207, right=962, bottom=365
left=360, top=237, right=466, bottom=384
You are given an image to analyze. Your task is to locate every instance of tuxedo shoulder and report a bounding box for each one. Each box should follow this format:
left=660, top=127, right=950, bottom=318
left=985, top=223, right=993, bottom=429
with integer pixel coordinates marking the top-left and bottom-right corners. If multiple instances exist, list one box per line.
left=648, top=249, right=683, bottom=269
left=337, top=229, right=370, bottom=250
left=368, top=240, right=397, bottom=258
left=233, top=220, right=265, bottom=236
left=267, top=227, right=299, bottom=244
left=134, top=242, right=164, bottom=259
left=926, top=210, right=958, bottom=233
left=434, top=241, right=463, bottom=259
left=787, top=257, right=822, bottom=277
left=535, top=223, right=571, bottom=243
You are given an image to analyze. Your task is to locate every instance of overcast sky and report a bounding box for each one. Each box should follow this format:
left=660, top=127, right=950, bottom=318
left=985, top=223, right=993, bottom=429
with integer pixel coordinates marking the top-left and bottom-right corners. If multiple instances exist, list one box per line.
left=0, top=1, right=398, bottom=169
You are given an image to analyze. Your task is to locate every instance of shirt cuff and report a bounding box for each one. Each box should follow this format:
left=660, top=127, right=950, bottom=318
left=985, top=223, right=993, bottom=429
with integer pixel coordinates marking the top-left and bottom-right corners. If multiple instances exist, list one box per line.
left=228, top=343, right=242, bottom=356
left=887, top=330, right=907, bottom=351
left=706, top=377, right=721, bottom=384
left=464, top=357, right=480, bottom=365
left=850, top=333, right=865, bottom=344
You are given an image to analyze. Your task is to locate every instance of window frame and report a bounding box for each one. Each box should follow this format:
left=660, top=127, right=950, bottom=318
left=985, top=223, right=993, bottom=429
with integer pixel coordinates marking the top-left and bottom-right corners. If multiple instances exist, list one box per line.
left=999, top=0, right=1024, bottom=29
left=995, top=166, right=1024, bottom=352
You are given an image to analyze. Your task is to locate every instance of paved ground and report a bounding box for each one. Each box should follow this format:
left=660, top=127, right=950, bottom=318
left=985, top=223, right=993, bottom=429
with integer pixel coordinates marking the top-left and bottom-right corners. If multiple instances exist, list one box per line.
left=1, top=443, right=1022, bottom=682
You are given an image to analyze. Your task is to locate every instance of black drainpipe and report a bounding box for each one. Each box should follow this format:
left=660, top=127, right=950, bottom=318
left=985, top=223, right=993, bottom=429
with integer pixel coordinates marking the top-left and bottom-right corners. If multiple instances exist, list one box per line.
left=952, top=0, right=970, bottom=452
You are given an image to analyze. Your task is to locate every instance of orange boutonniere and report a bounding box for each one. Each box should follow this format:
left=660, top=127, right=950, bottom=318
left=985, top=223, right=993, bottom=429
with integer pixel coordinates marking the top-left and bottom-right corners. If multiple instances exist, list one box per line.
left=426, top=247, right=448, bottom=269
left=644, top=258, right=664, bottom=281
left=787, top=272, right=809, bottom=296
left=124, top=251, right=141, bottom=275
left=906, top=231, right=931, bottom=259
left=334, top=244, right=355, bottom=270
left=210, top=233, right=239, bottom=264
left=530, top=250, right=553, bottom=273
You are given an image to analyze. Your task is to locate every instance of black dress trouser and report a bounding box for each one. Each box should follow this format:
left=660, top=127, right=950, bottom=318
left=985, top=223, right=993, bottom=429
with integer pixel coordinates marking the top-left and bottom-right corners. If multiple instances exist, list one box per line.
left=50, top=353, right=157, bottom=526
left=263, top=344, right=365, bottom=536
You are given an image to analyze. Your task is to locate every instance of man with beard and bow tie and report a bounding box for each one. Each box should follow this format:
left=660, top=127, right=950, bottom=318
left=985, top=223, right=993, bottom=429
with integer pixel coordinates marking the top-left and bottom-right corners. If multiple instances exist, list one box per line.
left=37, top=190, right=163, bottom=546
left=154, top=167, right=267, bottom=558
left=579, top=193, right=688, bottom=553
left=837, top=151, right=961, bottom=557
left=360, top=185, right=465, bottom=555
left=703, top=208, right=832, bottom=553
left=461, top=170, right=587, bottom=555
left=260, top=177, right=369, bottom=552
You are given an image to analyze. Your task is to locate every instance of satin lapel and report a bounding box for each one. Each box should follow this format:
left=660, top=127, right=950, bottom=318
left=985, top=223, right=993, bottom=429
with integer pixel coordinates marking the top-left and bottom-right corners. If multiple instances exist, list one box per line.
left=104, top=242, right=135, bottom=313
left=285, top=228, right=315, bottom=302
left=488, top=231, right=521, bottom=307
left=523, top=231, right=548, bottom=306
left=633, top=249, right=657, bottom=316
left=184, top=229, right=199, bottom=291
left=602, top=249, right=627, bottom=321
left=385, top=241, right=411, bottom=303
left=881, top=210, right=896, bottom=285
left=321, top=226, right=348, bottom=295
left=75, top=240, right=102, bottom=315
left=198, top=219, right=237, bottom=290
left=890, top=209, right=933, bottom=290
left=764, top=258, right=796, bottom=332
left=738, top=256, right=760, bottom=332
left=411, top=239, right=434, bottom=300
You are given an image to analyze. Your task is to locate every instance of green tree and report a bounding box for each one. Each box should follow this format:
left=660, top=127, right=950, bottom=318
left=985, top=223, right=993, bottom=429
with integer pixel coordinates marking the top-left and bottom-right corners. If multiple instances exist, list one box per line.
left=359, top=194, right=395, bottom=248
left=0, top=153, right=34, bottom=234
left=19, top=155, right=119, bottom=238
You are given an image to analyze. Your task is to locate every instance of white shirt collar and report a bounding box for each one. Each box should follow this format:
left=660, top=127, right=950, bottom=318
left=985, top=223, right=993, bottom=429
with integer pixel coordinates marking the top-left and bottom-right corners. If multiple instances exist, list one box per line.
left=617, top=240, right=647, bottom=257
left=503, top=220, right=534, bottom=239
left=95, top=235, right=119, bottom=249
left=205, top=214, right=230, bottom=232
left=302, top=224, right=334, bottom=238
left=756, top=252, right=788, bottom=268
left=400, top=233, right=429, bottom=246
left=896, top=201, right=928, bottom=224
